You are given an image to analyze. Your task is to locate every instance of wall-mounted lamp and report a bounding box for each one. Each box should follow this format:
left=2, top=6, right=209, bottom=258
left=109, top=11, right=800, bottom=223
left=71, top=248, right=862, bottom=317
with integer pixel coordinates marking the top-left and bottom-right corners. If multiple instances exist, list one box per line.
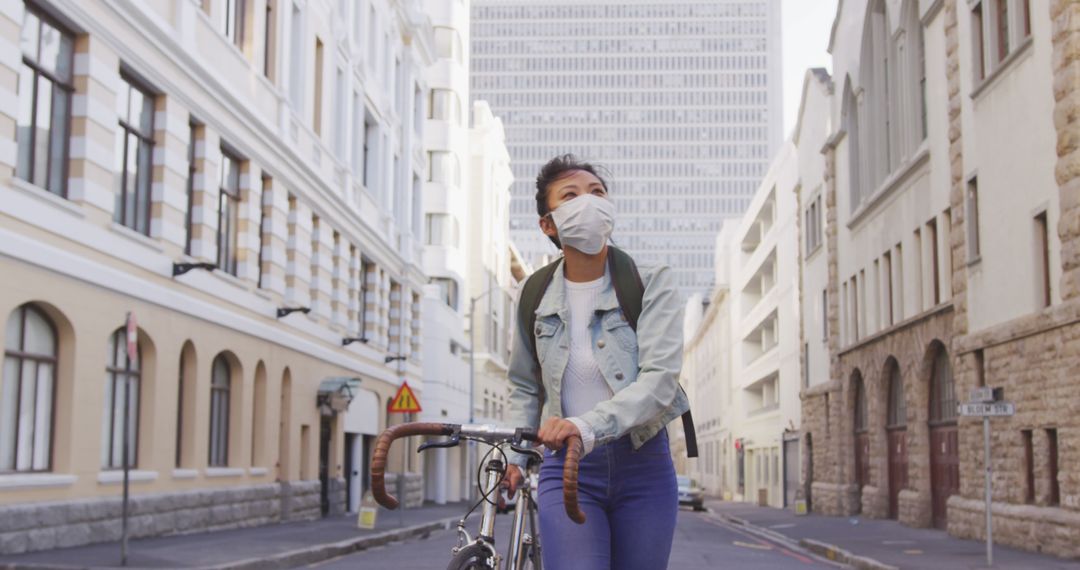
left=342, top=337, right=369, bottom=346
left=384, top=355, right=407, bottom=364
left=172, top=262, right=217, bottom=277
left=277, top=306, right=311, bottom=318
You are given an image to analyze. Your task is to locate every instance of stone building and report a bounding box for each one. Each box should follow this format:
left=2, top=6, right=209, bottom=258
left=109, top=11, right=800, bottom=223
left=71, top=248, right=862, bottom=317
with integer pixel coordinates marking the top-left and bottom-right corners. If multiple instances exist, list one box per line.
left=0, top=0, right=440, bottom=554
left=797, top=0, right=1080, bottom=558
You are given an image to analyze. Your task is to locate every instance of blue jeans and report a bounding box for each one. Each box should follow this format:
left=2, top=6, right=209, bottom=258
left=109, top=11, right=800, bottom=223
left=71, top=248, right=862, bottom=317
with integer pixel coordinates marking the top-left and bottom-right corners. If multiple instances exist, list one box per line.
left=537, top=430, right=678, bottom=570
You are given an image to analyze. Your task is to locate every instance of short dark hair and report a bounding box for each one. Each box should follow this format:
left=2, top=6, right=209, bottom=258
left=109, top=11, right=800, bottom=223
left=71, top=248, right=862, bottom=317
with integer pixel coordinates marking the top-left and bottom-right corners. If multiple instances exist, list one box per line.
left=534, top=154, right=609, bottom=218
left=535, top=155, right=609, bottom=249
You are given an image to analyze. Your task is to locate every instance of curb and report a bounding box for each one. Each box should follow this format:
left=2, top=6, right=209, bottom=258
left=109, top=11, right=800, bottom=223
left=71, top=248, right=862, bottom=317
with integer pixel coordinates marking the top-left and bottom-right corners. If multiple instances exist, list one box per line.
left=711, top=510, right=898, bottom=570
left=798, top=539, right=899, bottom=570
left=0, top=516, right=460, bottom=570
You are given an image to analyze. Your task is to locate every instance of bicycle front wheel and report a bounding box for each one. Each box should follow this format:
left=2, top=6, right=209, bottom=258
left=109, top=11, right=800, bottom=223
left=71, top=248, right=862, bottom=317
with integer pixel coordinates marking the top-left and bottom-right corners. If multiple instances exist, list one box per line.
left=446, top=543, right=497, bottom=570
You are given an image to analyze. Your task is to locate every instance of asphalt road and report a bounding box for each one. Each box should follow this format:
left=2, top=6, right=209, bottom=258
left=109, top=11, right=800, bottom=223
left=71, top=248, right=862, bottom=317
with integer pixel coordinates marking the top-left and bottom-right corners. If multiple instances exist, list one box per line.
left=304, top=507, right=835, bottom=569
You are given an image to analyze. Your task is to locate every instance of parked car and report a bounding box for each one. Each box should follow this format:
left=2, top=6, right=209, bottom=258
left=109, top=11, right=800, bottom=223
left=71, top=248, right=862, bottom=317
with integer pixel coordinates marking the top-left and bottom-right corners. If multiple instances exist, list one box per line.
left=677, top=475, right=706, bottom=511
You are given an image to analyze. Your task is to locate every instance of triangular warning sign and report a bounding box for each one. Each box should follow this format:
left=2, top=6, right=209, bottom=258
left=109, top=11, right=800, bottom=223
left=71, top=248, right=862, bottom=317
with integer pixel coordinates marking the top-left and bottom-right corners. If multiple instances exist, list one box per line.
left=389, top=381, right=421, bottom=413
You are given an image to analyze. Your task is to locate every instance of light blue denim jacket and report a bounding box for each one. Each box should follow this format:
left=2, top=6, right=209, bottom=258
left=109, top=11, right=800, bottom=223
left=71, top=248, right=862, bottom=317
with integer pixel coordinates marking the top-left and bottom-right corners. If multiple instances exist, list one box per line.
left=506, top=259, right=689, bottom=467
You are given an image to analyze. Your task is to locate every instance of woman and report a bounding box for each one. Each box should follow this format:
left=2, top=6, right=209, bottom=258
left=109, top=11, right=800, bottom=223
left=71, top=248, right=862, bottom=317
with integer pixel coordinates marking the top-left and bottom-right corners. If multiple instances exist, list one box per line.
left=503, top=154, right=689, bottom=570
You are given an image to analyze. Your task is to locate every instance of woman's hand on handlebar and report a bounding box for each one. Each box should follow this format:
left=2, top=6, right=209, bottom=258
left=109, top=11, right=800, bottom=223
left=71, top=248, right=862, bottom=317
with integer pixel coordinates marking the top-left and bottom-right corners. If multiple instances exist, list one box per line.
left=538, top=417, right=581, bottom=451
left=503, top=464, right=524, bottom=498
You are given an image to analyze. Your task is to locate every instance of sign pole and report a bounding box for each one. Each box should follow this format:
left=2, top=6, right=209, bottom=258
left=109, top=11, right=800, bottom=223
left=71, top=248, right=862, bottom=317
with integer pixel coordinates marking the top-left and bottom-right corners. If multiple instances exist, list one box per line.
left=121, top=312, right=136, bottom=567
left=984, top=415, right=993, bottom=567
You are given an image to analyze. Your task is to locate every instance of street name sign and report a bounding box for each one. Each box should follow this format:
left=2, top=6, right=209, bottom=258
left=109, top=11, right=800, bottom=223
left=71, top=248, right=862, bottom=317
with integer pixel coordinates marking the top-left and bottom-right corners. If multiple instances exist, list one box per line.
left=958, top=402, right=1015, bottom=417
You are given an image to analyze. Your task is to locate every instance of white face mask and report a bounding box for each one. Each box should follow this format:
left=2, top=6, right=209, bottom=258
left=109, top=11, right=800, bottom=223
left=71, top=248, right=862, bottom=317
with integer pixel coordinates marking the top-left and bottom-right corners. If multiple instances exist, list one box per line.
left=549, top=194, right=615, bottom=255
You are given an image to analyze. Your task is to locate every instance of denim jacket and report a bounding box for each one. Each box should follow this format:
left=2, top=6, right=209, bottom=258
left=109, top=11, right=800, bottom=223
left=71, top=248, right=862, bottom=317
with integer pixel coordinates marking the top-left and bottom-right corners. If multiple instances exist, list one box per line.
left=506, top=259, right=689, bottom=467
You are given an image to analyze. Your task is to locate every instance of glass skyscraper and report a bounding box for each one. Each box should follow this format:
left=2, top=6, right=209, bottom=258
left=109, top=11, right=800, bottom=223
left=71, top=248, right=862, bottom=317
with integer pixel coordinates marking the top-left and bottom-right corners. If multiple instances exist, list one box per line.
left=470, top=0, right=783, bottom=295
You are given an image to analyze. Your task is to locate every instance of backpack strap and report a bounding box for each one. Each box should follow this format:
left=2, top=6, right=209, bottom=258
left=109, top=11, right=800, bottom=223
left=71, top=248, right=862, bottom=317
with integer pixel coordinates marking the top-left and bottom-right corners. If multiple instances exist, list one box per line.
left=517, top=257, right=562, bottom=411
left=606, top=247, right=697, bottom=458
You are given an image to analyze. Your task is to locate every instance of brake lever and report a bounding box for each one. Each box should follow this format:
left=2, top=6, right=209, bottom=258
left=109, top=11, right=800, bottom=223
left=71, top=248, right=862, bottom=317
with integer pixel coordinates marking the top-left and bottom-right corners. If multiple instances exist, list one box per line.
left=417, top=432, right=461, bottom=452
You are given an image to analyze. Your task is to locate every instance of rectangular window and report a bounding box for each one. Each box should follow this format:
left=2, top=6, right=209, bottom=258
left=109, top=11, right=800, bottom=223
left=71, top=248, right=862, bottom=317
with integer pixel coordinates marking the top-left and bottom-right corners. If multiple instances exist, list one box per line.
left=821, top=289, right=828, bottom=339
left=1021, top=0, right=1031, bottom=39
left=184, top=120, right=199, bottom=255
left=1022, top=429, right=1034, bottom=503
left=1035, top=211, right=1051, bottom=308
left=1047, top=428, right=1060, bottom=506
left=429, top=89, right=461, bottom=124
left=223, top=0, right=247, bottom=48
left=428, top=151, right=459, bottom=185
left=334, top=68, right=345, bottom=158
left=257, top=174, right=271, bottom=288
left=263, top=0, right=276, bottom=80
left=894, top=243, right=905, bottom=319
left=359, top=260, right=374, bottom=337
left=966, top=178, right=981, bottom=261
left=883, top=251, right=894, bottom=327
left=995, top=0, right=1009, bottom=62
left=313, top=38, right=323, bottom=136
left=974, top=349, right=985, bottom=387
left=972, top=2, right=986, bottom=81
left=288, top=4, right=303, bottom=108
left=858, top=270, right=866, bottom=339
left=114, top=75, right=156, bottom=236
left=431, top=277, right=459, bottom=310
left=363, top=119, right=376, bottom=187
left=802, top=343, right=809, bottom=388
left=425, top=213, right=459, bottom=247
left=928, top=218, right=940, bottom=306
left=15, top=7, right=75, bottom=197
left=217, top=149, right=242, bottom=276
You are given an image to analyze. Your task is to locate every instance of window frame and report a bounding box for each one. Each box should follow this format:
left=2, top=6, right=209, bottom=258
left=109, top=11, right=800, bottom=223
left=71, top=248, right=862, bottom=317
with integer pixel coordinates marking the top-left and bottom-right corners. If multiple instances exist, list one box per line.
left=208, top=354, right=232, bottom=467
left=113, top=72, right=157, bottom=236
left=1, top=305, right=58, bottom=474
left=102, top=328, right=141, bottom=470
left=217, top=148, right=243, bottom=276
left=15, top=5, right=76, bottom=198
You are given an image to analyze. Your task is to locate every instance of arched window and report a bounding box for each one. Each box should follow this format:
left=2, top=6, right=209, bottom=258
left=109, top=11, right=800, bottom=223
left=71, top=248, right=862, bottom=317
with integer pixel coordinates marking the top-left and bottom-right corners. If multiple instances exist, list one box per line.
left=853, top=373, right=868, bottom=433
left=209, top=354, right=232, bottom=466
left=929, top=345, right=957, bottom=424
left=102, top=328, right=141, bottom=468
left=886, top=358, right=906, bottom=428
left=843, top=80, right=862, bottom=210
left=1, top=304, right=58, bottom=472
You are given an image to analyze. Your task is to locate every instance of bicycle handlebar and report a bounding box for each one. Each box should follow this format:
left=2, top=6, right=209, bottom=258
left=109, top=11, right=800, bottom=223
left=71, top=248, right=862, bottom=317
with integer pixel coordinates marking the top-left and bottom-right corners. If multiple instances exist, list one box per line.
left=369, top=422, right=586, bottom=524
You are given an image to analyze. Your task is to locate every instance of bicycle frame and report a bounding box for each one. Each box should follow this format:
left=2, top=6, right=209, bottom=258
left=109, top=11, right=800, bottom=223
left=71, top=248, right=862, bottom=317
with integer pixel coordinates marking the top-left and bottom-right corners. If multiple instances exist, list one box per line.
left=451, top=452, right=540, bottom=570
left=370, top=422, right=583, bottom=569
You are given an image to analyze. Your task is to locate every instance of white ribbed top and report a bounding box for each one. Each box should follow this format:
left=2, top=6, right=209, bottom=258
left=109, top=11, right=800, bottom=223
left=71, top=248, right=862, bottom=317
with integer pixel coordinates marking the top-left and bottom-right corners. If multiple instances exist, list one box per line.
left=560, top=272, right=614, bottom=420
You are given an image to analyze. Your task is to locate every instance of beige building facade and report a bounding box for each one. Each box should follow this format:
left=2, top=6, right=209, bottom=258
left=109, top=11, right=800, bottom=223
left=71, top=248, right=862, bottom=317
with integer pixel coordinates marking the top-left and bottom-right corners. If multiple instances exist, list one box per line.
left=798, top=0, right=1080, bottom=558
left=681, top=137, right=802, bottom=510
left=0, top=0, right=441, bottom=554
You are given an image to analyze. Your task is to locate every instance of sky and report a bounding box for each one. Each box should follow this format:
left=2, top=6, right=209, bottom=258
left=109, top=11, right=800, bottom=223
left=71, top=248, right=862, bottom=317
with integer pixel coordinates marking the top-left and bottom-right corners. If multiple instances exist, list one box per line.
left=781, top=0, right=839, bottom=138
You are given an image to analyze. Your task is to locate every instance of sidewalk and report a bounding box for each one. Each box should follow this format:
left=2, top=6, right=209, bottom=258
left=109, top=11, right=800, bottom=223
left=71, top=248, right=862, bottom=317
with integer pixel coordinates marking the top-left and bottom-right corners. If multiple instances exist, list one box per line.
left=0, top=501, right=470, bottom=570
left=706, top=499, right=1080, bottom=570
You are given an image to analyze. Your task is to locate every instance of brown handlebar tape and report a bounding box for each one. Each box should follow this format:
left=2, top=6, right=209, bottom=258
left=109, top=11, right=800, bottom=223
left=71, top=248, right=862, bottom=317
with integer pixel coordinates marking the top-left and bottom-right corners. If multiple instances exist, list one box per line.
left=371, top=422, right=456, bottom=509
left=562, top=435, right=586, bottom=524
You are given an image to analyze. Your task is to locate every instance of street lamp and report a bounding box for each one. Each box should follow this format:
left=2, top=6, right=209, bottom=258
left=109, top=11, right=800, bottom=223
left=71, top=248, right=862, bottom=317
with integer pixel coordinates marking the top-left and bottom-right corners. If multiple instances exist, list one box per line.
left=468, top=288, right=497, bottom=424
left=467, top=288, right=496, bottom=501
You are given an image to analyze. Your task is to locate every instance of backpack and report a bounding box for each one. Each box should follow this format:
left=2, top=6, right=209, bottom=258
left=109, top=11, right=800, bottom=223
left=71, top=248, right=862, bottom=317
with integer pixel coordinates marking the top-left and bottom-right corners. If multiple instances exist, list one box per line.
left=517, top=246, right=698, bottom=458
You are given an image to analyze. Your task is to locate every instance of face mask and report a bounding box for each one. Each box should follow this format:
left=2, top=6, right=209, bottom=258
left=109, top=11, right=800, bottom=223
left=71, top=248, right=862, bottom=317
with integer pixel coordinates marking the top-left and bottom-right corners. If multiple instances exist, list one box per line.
left=549, top=194, right=615, bottom=255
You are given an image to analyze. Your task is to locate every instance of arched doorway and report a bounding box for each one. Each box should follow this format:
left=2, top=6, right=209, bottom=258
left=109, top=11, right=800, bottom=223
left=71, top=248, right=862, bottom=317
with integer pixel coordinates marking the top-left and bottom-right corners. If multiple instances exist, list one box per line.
left=928, top=342, right=958, bottom=529
left=885, top=357, right=907, bottom=519
left=852, top=370, right=869, bottom=513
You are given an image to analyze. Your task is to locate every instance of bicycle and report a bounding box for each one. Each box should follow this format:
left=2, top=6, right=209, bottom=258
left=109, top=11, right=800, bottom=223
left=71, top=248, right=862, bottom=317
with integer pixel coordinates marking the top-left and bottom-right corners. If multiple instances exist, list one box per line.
left=371, top=422, right=586, bottom=570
